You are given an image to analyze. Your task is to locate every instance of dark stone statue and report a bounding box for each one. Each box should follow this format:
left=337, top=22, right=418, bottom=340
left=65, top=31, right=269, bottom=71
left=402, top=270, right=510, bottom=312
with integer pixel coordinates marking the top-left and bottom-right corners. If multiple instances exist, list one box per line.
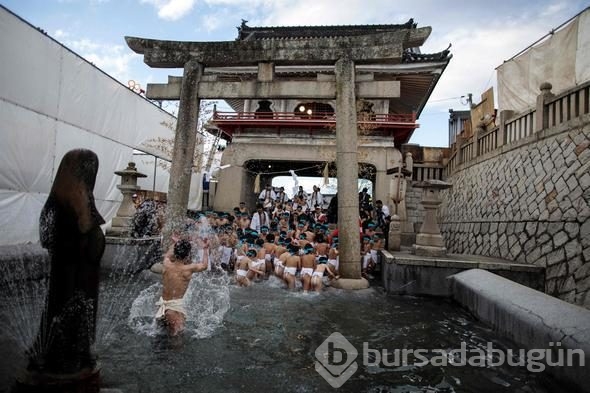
left=27, top=149, right=105, bottom=381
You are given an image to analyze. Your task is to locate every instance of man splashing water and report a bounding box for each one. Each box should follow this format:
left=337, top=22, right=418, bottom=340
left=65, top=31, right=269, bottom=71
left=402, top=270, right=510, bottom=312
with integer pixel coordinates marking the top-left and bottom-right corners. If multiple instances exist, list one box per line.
left=156, top=238, right=209, bottom=336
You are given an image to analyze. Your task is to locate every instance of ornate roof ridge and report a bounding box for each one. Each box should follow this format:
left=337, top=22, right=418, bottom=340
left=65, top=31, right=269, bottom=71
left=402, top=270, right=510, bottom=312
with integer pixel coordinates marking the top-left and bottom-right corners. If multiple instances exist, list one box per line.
left=236, top=18, right=418, bottom=40
left=402, top=44, right=452, bottom=63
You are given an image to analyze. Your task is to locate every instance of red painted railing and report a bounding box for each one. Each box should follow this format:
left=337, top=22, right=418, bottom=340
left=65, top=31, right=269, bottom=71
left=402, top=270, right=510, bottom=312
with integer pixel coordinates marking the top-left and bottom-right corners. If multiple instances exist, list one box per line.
left=213, top=111, right=415, bottom=124
left=212, top=111, right=418, bottom=140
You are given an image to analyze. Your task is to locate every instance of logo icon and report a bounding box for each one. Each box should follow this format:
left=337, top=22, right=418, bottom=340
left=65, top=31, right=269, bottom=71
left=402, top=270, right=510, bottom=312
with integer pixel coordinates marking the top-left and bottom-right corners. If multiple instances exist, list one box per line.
left=315, top=332, right=358, bottom=388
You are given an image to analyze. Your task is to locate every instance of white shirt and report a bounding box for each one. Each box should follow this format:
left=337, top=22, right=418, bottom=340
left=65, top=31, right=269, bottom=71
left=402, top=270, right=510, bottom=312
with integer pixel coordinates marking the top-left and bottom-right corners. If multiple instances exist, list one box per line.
left=250, top=211, right=270, bottom=231
left=258, top=189, right=277, bottom=207
left=275, top=191, right=288, bottom=204
left=308, top=190, right=323, bottom=209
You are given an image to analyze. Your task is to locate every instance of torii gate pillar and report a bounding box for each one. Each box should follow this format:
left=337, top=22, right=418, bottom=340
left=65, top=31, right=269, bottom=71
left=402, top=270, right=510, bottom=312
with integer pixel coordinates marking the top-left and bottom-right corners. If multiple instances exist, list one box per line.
left=331, top=56, right=369, bottom=289
left=162, top=60, right=203, bottom=249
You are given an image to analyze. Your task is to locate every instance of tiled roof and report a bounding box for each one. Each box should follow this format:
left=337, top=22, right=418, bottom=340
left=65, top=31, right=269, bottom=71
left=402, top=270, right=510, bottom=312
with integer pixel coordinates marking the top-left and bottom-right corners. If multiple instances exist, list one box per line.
left=236, top=19, right=418, bottom=40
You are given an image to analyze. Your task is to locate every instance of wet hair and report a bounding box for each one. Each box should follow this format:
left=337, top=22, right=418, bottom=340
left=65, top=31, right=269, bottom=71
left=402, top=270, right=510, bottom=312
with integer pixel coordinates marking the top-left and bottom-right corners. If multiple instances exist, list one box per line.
left=174, top=239, right=191, bottom=260
left=318, top=256, right=328, bottom=264
left=303, top=244, right=314, bottom=254
left=255, top=238, right=265, bottom=247
left=266, top=233, right=275, bottom=243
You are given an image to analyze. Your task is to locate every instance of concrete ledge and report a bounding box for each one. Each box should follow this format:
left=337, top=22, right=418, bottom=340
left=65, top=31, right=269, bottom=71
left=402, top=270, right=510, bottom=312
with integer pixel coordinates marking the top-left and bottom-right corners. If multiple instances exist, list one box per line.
left=450, top=269, right=590, bottom=393
left=330, top=278, right=369, bottom=290
left=101, top=236, right=162, bottom=274
left=381, top=250, right=544, bottom=296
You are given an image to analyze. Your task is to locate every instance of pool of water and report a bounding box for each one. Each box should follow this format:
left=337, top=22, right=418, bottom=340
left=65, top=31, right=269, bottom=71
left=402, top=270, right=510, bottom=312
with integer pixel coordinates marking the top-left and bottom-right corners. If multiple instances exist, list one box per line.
left=0, top=271, right=566, bottom=393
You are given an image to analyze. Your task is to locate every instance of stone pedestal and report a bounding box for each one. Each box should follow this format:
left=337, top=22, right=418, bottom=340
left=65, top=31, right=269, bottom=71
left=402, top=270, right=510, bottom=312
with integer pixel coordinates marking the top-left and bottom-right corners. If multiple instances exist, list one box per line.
left=412, top=180, right=452, bottom=257
left=330, top=278, right=369, bottom=290
left=387, top=214, right=401, bottom=251
left=106, top=162, right=147, bottom=236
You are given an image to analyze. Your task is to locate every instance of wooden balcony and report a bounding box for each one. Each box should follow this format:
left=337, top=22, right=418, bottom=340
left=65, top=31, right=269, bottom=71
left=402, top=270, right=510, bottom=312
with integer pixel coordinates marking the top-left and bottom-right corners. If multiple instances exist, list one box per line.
left=211, top=111, right=419, bottom=144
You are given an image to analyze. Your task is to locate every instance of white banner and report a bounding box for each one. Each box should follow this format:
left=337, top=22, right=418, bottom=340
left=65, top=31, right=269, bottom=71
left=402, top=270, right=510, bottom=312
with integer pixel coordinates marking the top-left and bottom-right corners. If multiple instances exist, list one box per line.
left=497, top=9, right=589, bottom=112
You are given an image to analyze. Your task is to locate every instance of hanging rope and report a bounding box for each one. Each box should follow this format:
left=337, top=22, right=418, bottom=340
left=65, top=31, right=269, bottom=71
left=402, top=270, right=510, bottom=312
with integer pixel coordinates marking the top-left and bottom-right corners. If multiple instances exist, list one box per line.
left=244, top=163, right=325, bottom=176
left=323, top=162, right=329, bottom=186
left=254, top=173, right=261, bottom=194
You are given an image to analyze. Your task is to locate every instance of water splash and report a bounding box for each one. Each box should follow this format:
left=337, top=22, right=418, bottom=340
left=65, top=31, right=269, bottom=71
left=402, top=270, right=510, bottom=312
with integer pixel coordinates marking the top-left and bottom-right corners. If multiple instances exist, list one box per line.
left=96, top=243, right=156, bottom=345
left=125, top=213, right=231, bottom=338
left=127, top=272, right=231, bottom=338
left=0, top=245, right=48, bottom=356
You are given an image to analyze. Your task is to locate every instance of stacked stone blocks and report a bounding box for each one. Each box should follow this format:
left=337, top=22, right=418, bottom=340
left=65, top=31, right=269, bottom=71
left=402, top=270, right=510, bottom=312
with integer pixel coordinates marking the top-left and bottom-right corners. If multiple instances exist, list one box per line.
left=440, top=120, right=590, bottom=308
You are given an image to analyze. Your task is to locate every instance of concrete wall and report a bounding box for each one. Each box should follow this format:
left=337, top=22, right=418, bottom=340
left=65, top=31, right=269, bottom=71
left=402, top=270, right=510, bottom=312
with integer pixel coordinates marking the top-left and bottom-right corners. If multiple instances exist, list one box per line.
left=381, top=250, right=544, bottom=297
left=440, top=115, right=590, bottom=308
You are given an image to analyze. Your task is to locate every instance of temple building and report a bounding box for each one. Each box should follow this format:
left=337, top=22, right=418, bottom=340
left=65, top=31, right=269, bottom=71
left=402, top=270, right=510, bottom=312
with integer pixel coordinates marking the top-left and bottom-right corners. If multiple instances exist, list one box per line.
left=209, top=20, right=451, bottom=210
left=127, top=19, right=451, bottom=281
left=127, top=19, right=452, bottom=211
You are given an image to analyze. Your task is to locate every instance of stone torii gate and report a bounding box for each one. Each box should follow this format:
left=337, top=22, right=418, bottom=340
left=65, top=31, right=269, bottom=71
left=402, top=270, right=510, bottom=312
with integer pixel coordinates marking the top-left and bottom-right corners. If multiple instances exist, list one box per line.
left=126, top=26, right=430, bottom=287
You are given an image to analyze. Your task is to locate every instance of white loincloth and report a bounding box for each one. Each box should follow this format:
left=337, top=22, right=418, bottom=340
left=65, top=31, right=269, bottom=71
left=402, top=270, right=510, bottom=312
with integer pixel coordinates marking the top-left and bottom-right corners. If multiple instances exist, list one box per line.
left=283, top=266, right=297, bottom=277
left=236, top=269, right=248, bottom=277
left=300, top=267, right=314, bottom=277
left=156, top=297, right=186, bottom=319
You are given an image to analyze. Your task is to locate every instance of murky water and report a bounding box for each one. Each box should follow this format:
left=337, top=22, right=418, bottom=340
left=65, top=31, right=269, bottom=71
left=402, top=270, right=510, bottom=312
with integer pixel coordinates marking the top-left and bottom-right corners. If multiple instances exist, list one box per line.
left=0, top=270, right=567, bottom=393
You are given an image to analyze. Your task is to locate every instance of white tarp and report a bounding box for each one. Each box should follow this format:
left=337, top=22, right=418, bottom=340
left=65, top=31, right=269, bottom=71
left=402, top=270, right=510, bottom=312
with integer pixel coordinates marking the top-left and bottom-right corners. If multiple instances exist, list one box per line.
left=0, top=7, right=203, bottom=245
left=497, top=8, right=590, bottom=113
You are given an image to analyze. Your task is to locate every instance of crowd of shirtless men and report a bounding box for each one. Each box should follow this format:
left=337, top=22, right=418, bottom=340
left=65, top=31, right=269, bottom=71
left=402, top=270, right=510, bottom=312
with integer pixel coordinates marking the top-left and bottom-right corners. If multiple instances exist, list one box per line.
left=155, top=185, right=388, bottom=335
left=184, top=185, right=387, bottom=292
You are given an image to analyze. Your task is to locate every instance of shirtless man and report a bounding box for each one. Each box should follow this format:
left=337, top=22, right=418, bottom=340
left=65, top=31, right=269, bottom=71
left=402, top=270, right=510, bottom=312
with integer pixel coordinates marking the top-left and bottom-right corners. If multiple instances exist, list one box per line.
left=235, top=249, right=264, bottom=287
left=252, top=238, right=267, bottom=280
left=298, top=232, right=310, bottom=249
left=157, top=239, right=209, bottom=336
left=274, top=238, right=289, bottom=278
left=314, top=233, right=330, bottom=262
left=327, top=239, right=339, bottom=275
left=300, top=243, right=316, bottom=292
left=262, top=233, right=277, bottom=277
left=282, top=243, right=301, bottom=290
left=311, top=256, right=339, bottom=293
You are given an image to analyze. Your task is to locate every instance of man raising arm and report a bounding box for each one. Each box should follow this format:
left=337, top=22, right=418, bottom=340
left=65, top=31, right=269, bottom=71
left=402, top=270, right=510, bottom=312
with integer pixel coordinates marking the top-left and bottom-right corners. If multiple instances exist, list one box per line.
left=156, top=238, right=209, bottom=336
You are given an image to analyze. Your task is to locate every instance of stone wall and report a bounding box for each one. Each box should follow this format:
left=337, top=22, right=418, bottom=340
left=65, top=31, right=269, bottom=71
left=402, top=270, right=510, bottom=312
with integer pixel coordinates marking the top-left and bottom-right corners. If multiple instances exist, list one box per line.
left=440, top=116, right=590, bottom=308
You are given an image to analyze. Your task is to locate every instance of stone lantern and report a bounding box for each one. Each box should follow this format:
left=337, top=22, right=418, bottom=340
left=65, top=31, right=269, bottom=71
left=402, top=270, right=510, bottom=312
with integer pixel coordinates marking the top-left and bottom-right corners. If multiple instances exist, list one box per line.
left=412, top=179, right=452, bottom=257
left=107, top=162, right=147, bottom=236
